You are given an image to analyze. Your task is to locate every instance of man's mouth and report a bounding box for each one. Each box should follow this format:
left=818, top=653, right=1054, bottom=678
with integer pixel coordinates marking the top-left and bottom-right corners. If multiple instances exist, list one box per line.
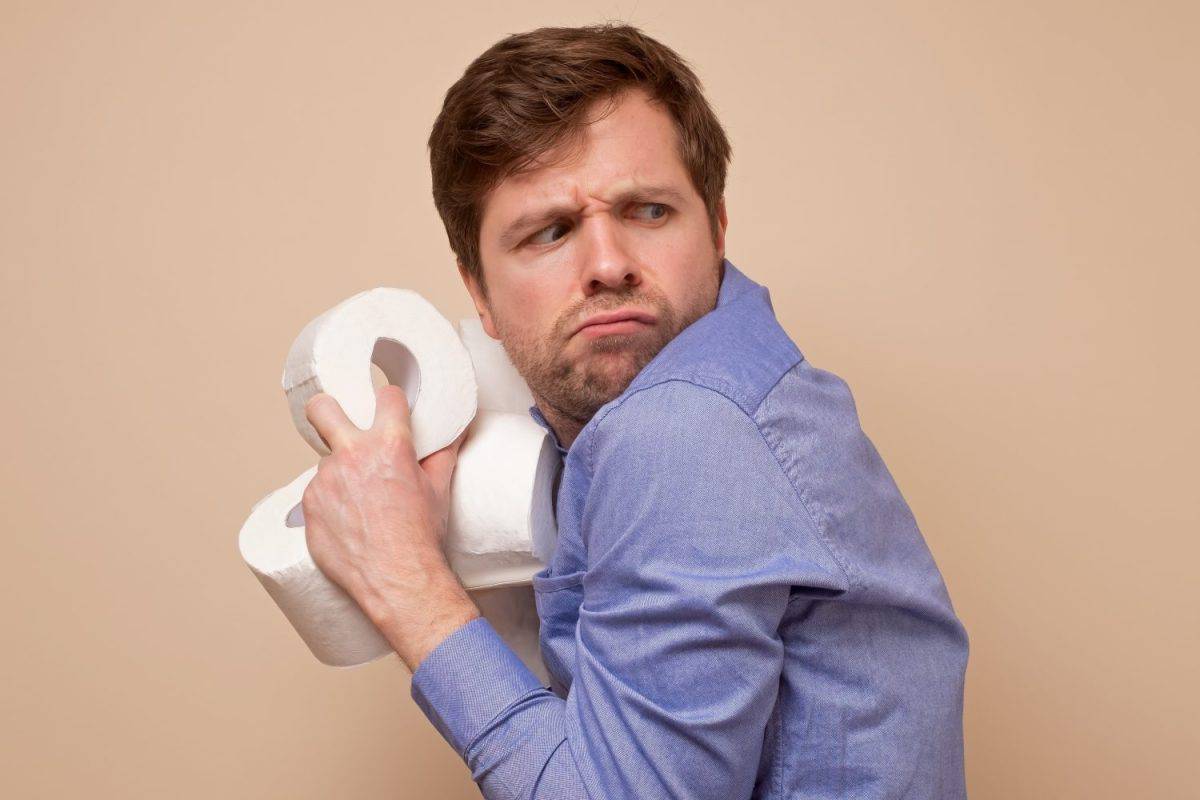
left=573, top=308, right=658, bottom=338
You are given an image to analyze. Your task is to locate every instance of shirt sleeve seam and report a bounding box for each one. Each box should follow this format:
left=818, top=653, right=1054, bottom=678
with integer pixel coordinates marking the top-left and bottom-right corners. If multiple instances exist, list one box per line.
left=755, top=369, right=864, bottom=591
left=587, top=376, right=858, bottom=592
left=585, top=372, right=751, bottom=473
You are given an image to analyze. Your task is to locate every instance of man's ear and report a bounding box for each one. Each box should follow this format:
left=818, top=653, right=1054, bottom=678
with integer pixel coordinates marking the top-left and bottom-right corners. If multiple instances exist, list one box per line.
left=457, top=259, right=500, bottom=339
left=714, top=196, right=729, bottom=262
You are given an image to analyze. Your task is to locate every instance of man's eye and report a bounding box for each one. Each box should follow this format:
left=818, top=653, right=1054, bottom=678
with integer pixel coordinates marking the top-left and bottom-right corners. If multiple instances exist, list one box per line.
left=524, top=204, right=667, bottom=248
left=633, top=202, right=669, bottom=221
left=528, top=222, right=571, bottom=247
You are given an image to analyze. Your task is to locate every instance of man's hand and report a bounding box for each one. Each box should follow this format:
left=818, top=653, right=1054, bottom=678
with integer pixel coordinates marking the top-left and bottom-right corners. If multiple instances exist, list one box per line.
left=301, top=383, right=480, bottom=671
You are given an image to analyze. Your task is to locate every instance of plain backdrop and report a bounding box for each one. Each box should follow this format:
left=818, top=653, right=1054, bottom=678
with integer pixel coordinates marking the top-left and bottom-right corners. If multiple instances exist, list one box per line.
left=2, top=2, right=1196, bottom=797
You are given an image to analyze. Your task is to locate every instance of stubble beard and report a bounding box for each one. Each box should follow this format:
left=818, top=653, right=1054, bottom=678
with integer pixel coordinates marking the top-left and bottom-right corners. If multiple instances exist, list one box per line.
left=492, top=259, right=721, bottom=428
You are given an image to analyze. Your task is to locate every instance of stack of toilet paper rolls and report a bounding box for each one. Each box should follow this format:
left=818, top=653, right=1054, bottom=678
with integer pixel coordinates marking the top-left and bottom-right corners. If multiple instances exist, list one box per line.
left=238, top=288, right=560, bottom=683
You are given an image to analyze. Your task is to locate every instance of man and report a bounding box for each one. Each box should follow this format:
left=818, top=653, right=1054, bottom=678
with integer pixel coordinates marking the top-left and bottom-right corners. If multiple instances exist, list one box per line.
left=300, top=23, right=969, bottom=799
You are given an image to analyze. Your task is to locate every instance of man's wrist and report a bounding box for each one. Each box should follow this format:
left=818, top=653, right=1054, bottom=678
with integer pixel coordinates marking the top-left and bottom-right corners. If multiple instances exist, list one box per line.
left=363, top=554, right=482, bottom=672
left=396, top=597, right=482, bottom=673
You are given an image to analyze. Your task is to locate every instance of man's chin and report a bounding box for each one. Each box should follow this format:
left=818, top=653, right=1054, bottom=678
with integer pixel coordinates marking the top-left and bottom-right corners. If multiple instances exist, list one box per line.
left=526, top=327, right=672, bottom=420
left=580, top=353, right=652, bottom=402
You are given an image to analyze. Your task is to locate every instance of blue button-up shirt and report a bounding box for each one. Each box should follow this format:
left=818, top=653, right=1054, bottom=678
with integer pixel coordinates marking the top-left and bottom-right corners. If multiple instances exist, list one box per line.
left=411, top=259, right=969, bottom=799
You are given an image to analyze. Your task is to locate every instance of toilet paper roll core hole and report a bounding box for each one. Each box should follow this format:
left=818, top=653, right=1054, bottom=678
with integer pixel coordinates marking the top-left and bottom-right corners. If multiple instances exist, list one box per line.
left=369, top=337, right=422, bottom=411
left=285, top=502, right=305, bottom=528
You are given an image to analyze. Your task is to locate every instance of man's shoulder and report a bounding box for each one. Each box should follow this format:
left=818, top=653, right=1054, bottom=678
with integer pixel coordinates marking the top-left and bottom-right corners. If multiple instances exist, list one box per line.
left=577, top=364, right=858, bottom=594
left=626, top=308, right=802, bottom=415
left=584, top=356, right=863, bottom=471
left=589, top=377, right=756, bottom=451
left=579, top=378, right=768, bottom=485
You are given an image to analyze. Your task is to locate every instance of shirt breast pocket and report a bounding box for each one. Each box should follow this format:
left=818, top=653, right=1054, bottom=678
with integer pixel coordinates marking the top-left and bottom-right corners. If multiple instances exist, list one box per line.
left=531, top=569, right=586, bottom=692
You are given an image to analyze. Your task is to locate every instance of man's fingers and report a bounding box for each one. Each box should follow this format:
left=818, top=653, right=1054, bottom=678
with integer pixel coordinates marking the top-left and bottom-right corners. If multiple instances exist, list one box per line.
left=372, top=383, right=415, bottom=440
left=420, top=428, right=468, bottom=492
left=305, top=392, right=357, bottom=452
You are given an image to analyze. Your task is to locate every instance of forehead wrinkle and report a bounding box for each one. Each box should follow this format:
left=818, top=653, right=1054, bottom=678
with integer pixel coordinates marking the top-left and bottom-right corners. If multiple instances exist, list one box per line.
left=497, top=185, right=582, bottom=250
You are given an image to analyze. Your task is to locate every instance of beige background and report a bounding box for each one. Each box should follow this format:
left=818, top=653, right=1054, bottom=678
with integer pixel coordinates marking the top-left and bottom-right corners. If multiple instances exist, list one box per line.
left=2, top=2, right=1196, bottom=797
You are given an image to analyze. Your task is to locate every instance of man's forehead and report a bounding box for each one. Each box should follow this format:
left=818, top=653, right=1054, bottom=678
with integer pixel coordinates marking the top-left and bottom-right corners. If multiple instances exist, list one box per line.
left=480, top=90, right=692, bottom=234
left=485, top=153, right=690, bottom=226
left=505, top=172, right=682, bottom=209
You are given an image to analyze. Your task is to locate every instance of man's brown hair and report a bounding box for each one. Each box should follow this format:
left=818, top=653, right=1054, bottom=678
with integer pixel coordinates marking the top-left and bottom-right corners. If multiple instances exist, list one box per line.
left=427, top=22, right=732, bottom=299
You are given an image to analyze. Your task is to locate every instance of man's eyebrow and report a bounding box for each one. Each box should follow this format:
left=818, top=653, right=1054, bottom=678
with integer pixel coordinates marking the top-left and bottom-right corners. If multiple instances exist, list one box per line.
left=497, top=184, right=688, bottom=249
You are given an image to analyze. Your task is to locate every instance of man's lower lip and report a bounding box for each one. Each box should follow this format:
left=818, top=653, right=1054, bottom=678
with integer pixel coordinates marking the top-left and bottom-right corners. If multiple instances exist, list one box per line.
left=578, top=319, right=651, bottom=337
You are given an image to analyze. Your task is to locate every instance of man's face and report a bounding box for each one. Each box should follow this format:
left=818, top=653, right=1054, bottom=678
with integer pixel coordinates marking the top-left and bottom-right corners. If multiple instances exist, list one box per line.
left=462, top=86, right=728, bottom=431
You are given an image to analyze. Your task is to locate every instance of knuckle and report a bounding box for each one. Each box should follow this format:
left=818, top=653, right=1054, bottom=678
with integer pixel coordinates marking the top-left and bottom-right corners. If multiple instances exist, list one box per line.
left=307, top=466, right=335, bottom=496
left=382, top=427, right=410, bottom=448
left=341, top=439, right=369, bottom=461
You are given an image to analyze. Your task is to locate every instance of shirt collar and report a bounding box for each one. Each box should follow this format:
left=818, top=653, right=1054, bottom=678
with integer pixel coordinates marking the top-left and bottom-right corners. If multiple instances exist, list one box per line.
left=526, top=403, right=568, bottom=456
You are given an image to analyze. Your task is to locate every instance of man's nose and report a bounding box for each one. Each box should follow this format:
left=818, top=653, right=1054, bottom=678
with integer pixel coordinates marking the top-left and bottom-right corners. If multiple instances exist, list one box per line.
left=577, top=214, right=641, bottom=294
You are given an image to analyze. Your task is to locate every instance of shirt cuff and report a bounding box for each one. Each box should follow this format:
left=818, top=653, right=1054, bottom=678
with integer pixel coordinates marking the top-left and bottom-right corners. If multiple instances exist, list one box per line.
left=409, top=616, right=547, bottom=756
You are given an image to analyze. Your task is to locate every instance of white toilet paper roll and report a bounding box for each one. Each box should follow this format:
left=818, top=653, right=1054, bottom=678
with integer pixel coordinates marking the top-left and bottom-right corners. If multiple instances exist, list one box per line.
left=284, top=287, right=478, bottom=458
left=458, top=316, right=535, bottom=414
left=447, top=410, right=560, bottom=588
left=239, top=409, right=559, bottom=668
left=239, top=288, right=560, bottom=672
left=240, top=465, right=394, bottom=667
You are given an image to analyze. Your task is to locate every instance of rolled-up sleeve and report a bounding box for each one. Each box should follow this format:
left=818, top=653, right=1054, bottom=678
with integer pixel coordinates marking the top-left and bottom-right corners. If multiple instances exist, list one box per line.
left=411, top=380, right=849, bottom=799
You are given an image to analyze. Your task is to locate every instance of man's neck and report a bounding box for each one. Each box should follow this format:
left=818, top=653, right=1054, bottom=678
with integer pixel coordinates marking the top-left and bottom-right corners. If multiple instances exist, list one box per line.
left=531, top=396, right=588, bottom=452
